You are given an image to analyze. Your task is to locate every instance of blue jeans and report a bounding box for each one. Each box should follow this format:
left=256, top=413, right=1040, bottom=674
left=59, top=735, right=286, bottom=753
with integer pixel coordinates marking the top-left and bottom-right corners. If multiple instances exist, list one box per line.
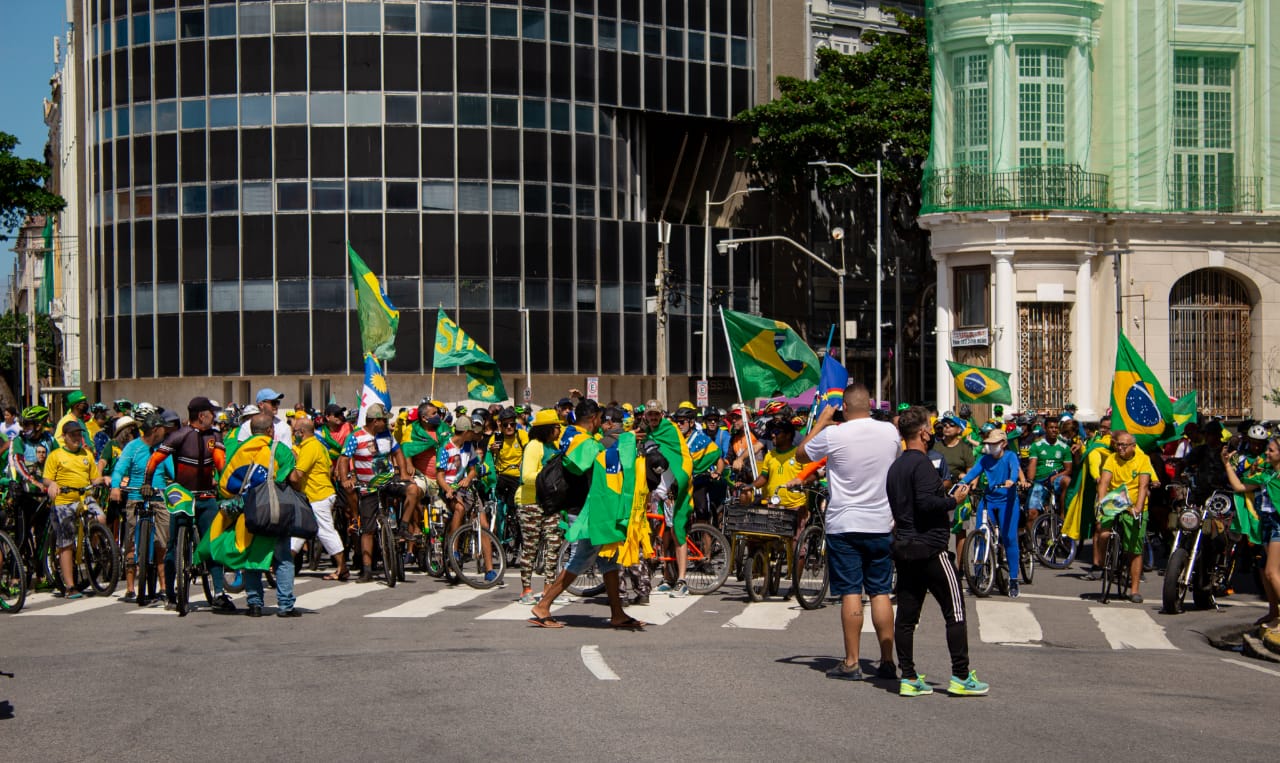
left=979, top=497, right=1022, bottom=583
left=165, top=497, right=224, bottom=596
left=243, top=535, right=295, bottom=611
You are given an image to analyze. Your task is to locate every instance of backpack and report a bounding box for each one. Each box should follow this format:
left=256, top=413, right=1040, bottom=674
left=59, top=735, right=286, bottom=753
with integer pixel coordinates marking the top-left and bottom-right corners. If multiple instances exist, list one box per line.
left=535, top=451, right=571, bottom=511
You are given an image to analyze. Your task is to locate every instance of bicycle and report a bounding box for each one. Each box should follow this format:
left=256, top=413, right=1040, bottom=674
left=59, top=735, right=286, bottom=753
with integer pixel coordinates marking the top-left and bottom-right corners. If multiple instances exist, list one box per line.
left=962, top=489, right=1015, bottom=597
left=1029, top=480, right=1078, bottom=569
left=171, top=504, right=214, bottom=616
left=644, top=504, right=730, bottom=595
left=41, top=488, right=121, bottom=598
left=793, top=486, right=829, bottom=610
left=445, top=488, right=505, bottom=589
left=132, top=494, right=166, bottom=606
left=0, top=489, right=29, bottom=612
left=725, top=489, right=800, bottom=602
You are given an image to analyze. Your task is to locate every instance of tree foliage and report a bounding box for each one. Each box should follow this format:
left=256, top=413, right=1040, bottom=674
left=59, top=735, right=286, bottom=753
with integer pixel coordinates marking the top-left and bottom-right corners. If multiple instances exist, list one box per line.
left=0, top=311, right=61, bottom=386
left=735, top=12, right=930, bottom=196
left=0, top=132, right=65, bottom=241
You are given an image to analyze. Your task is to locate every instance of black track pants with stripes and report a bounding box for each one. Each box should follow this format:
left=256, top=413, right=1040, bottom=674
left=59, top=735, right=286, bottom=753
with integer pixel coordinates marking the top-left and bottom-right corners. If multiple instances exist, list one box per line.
left=894, top=550, right=970, bottom=681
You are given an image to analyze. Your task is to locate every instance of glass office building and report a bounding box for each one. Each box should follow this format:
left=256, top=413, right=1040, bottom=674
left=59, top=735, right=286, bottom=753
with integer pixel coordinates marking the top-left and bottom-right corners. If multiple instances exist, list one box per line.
left=79, top=0, right=759, bottom=404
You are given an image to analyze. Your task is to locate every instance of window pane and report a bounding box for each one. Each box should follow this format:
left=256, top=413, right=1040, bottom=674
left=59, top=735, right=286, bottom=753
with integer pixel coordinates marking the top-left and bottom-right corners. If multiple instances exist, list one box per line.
left=491, top=7, right=518, bottom=37
left=240, top=4, right=271, bottom=35
left=348, top=180, right=382, bottom=210
left=135, top=284, right=154, bottom=316
left=523, top=10, right=545, bottom=40
left=386, top=94, right=417, bottom=123
left=209, top=97, right=237, bottom=128
left=422, top=94, right=453, bottom=124
left=134, top=14, right=151, bottom=45
left=208, top=6, right=236, bottom=36
left=422, top=181, right=454, bottom=211
left=599, top=19, right=617, bottom=50
left=278, top=181, right=308, bottom=210
left=347, top=93, right=381, bottom=124
left=243, top=182, right=273, bottom=213
left=310, top=2, right=343, bottom=33
left=492, top=97, right=519, bottom=126
left=456, top=5, right=486, bottom=34
left=155, top=101, right=178, bottom=131
left=210, top=282, right=240, bottom=312
left=385, top=3, right=417, bottom=32
left=276, top=94, right=308, bottom=124
left=275, top=4, right=306, bottom=33
left=312, top=180, right=345, bottom=210
left=155, top=11, right=176, bottom=42
left=549, top=12, right=569, bottom=43
left=156, top=186, right=178, bottom=215
left=347, top=2, right=381, bottom=33
left=311, top=93, right=344, bottom=124
left=423, top=278, right=456, bottom=308
left=458, top=182, right=488, bottom=211
left=387, top=278, right=420, bottom=309
left=493, top=184, right=520, bottom=212
left=241, top=95, right=271, bottom=126
left=184, top=282, right=208, bottom=310
left=182, top=185, right=207, bottom=214
left=244, top=280, right=275, bottom=311
left=134, top=103, right=152, bottom=133
left=156, top=284, right=180, bottom=314
left=550, top=101, right=570, bottom=131
left=575, top=188, right=595, bottom=216
left=422, top=3, right=452, bottom=34
left=210, top=183, right=239, bottom=212
left=387, top=181, right=417, bottom=209
left=524, top=99, right=545, bottom=129
left=279, top=281, right=310, bottom=310
left=458, top=95, right=487, bottom=125
left=621, top=22, right=639, bottom=52
left=312, top=278, right=347, bottom=309
left=180, top=10, right=204, bottom=38
left=117, top=108, right=130, bottom=137
left=575, top=104, right=594, bottom=133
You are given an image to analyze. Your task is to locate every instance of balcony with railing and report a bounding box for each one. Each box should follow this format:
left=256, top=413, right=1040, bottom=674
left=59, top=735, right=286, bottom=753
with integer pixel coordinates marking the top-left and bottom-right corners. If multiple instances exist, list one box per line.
left=1165, top=172, right=1262, bottom=213
left=922, top=164, right=1111, bottom=214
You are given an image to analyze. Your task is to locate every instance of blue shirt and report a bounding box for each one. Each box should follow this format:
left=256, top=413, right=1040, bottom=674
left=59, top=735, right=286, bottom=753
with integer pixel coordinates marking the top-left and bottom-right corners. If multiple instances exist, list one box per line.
left=111, top=438, right=173, bottom=502
left=963, top=450, right=1022, bottom=517
left=712, top=429, right=732, bottom=459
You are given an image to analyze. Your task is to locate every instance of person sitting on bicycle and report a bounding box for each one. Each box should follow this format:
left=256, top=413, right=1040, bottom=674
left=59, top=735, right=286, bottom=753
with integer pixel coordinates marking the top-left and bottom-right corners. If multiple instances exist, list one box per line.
left=747, top=420, right=812, bottom=525
left=336, top=403, right=416, bottom=584
left=962, top=429, right=1030, bottom=598
left=489, top=407, right=528, bottom=542
left=1026, top=418, right=1073, bottom=532
left=42, top=420, right=107, bottom=599
left=111, top=412, right=173, bottom=603
left=1090, top=431, right=1156, bottom=603
left=435, top=414, right=497, bottom=582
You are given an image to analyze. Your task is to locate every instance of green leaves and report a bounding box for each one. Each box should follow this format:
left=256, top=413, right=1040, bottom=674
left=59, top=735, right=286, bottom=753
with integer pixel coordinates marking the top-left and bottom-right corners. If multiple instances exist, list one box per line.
left=0, top=132, right=64, bottom=241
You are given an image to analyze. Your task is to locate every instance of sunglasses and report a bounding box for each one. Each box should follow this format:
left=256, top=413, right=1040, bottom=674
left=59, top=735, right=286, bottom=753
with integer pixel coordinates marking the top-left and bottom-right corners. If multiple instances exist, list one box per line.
left=502, top=421, right=516, bottom=427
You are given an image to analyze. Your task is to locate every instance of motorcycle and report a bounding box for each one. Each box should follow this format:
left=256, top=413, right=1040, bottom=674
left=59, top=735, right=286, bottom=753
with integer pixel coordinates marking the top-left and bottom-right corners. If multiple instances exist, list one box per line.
left=1162, top=483, right=1243, bottom=614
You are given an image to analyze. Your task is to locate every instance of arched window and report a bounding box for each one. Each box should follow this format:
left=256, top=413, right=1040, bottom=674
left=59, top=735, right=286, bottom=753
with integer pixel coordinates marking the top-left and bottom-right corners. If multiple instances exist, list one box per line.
left=1169, top=269, right=1252, bottom=417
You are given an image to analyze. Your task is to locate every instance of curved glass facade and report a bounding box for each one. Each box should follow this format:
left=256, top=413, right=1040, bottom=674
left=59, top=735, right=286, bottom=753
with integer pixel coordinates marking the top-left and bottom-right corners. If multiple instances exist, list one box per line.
left=82, top=0, right=757, bottom=386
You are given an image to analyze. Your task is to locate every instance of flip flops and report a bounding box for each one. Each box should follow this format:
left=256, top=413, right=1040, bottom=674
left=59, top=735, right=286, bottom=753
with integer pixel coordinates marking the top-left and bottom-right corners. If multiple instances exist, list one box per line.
left=610, top=617, right=647, bottom=631
left=527, top=616, right=565, bottom=629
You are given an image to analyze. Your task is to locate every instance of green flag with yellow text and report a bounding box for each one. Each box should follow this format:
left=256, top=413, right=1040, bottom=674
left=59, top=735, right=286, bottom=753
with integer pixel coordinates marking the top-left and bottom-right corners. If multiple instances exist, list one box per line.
left=434, top=309, right=507, bottom=402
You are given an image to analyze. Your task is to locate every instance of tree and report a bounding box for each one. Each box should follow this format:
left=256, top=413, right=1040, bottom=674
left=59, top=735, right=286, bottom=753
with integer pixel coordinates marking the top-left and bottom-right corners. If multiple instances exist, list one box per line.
left=0, top=310, right=62, bottom=396
left=0, top=132, right=65, bottom=241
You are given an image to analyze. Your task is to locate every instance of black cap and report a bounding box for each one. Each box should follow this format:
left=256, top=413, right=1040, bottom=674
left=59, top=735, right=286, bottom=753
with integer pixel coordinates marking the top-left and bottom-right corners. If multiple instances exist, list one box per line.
left=187, top=396, right=218, bottom=415
left=324, top=403, right=345, bottom=417
left=557, top=397, right=574, bottom=408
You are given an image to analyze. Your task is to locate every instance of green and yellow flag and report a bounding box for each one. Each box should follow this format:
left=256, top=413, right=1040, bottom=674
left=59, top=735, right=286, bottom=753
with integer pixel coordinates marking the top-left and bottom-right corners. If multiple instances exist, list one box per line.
left=646, top=417, right=694, bottom=543
left=1110, top=331, right=1174, bottom=449
left=720, top=308, right=820, bottom=400
left=194, top=506, right=274, bottom=572
left=946, top=361, right=1013, bottom=405
left=433, top=308, right=507, bottom=402
left=348, top=242, right=399, bottom=360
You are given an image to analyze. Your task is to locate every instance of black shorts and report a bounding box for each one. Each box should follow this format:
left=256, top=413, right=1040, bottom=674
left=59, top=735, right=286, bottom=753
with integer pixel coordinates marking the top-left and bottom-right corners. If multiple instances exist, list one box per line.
left=358, top=492, right=381, bottom=535
left=381, top=482, right=408, bottom=499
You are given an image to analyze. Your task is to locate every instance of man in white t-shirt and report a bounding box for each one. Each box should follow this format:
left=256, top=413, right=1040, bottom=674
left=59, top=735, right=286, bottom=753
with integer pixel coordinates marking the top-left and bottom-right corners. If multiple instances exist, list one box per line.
left=237, top=388, right=293, bottom=445
left=798, top=381, right=902, bottom=682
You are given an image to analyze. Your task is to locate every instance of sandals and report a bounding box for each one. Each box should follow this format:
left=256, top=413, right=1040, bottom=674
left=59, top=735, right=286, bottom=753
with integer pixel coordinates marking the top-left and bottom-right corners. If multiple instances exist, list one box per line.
left=610, top=617, right=647, bottom=631
left=527, top=616, right=565, bottom=629
left=323, top=571, right=350, bottom=582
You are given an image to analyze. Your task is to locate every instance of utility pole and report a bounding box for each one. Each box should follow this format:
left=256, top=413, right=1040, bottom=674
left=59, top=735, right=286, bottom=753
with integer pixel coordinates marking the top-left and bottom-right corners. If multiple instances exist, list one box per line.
left=655, top=220, right=671, bottom=405
left=27, top=240, right=39, bottom=406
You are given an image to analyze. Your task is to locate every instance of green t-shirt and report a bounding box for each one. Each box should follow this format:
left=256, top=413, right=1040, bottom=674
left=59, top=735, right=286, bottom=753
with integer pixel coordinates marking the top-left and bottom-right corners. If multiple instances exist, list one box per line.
left=1028, top=437, right=1071, bottom=480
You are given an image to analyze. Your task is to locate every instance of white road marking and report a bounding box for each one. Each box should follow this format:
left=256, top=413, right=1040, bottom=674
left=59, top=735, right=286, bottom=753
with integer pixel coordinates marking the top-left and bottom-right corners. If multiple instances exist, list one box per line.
left=476, top=598, right=567, bottom=620
left=642, top=593, right=702, bottom=626
left=723, top=601, right=802, bottom=631
left=365, top=585, right=490, bottom=618
left=1222, top=658, right=1280, bottom=678
left=16, top=595, right=119, bottom=616
left=975, top=600, right=1043, bottom=645
left=1089, top=607, right=1178, bottom=650
left=1018, top=593, right=1088, bottom=603
left=293, top=581, right=388, bottom=611
left=580, top=645, right=620, bottom=681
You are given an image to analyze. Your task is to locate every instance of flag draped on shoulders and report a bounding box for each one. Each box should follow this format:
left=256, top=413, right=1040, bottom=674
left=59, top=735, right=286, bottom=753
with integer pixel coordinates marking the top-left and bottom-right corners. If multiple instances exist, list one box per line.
left=721, top=308, right=820, bottom=400
left=567, top=431, right=638, bottom=550
left=195, top=505, right=274, bottom=571
left=348, top=243, right=399, bottom=361
left=647, top=416, right=693, bottom=524
left=946, top=361, right=1013, bottom=405
left=686, top=428, right=720, bottom=475
left=1110, top=331, right=1174, bottom=449
left=433, top=309, right=508, bottom=403
left=401, top=419, right=452, bottom=460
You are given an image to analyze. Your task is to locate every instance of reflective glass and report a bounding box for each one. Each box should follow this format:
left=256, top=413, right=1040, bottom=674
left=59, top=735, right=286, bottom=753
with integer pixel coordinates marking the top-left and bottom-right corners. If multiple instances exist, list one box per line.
left=599, top=19, right=617, bottom=50
left=275, top=95, right=308, bottom=124
left=208, top=6, right=236, bottom=37
left=240, top=4, right=271, bottom=35
left=347, top=93, right=381, bottom=124
left=241, top=95, right=271, bottom=126
left=421, top=3, right=452, bottom=34
left=491, top=7, right=518, bottom=37
left=243, top=182, right=273, bottom=213
left=275, top=4, right=306, bottom=33
left=458, top=182, right=488, bottom=211
left=347, top=2, right=381, bottom=32
left=422, top=181, right=454, bottom=211
left=575, top=105, right=594, bottom=133
left=209, top=98, right=237, bottom=128
left=210, top=282, right=240, bottom=312
left=550, top=101, right=570, bottom=131
left=423, top=279, right=456, bottom=308
left=456, top=5, right=486, bottom=35
left=156, top=284, right=180, bottom=314
left=210, top=183, right=239, bottom=213
left=422, top=94, right=453, bottom=124
left=155, top=11, right=176, bottom=42
left=135, top=285, right=153, bottom=316
left=312, top=181, right=345, bottom=210
left=278, top=281, right=310, bottom=310
left=524, top=99, right=545, bottom=129
left=311, top=93, right=344, bottom=124
left=156, top=186, right=178, bottom=215
left=458, top=96, right=487, bottom=126
left=493, top=184, right=520, bottom=212
left=244, top=281, right=275, bottom=311
left=133, top=104, right=152, bottom=132
left=181, top=99, right=205, bottom=129
left=278, top=181, right=308, bottom=210
left=184, top=283, right=208, bottom=311
left=116, top=108, right=129, bottom=137
left=155, top=101, right=178, bottom=131
left=386, top=95, right=417, bottom=123
left=522, top=10, right=545, bottom=40
left=182, top=186, right=207, bottom=214
left=310, top=2, right=344, bottom=32
left=134, top=14, right=150, bottom=45
left=348, top=181, right=382, bottom=210
left=492, top=98, right=519, bottom=127
left=621, top=22, right=639, bottom=52
left=180, top=10, right=204, bottom=38
left=385, top=4, right=417, bottom=32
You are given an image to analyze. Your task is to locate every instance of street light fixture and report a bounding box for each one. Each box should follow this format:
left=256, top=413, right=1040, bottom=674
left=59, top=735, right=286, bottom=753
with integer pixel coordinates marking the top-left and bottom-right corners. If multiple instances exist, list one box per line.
left=717, top=235, right=847, bottom=360
left=809, top=159, right=883, bottom=404
left=702, top=186, right=763, bottom=401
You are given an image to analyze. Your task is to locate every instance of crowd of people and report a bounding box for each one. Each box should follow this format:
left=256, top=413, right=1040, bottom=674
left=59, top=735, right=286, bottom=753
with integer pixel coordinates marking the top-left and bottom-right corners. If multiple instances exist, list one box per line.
left=6, top=380, right=1280, bottom=698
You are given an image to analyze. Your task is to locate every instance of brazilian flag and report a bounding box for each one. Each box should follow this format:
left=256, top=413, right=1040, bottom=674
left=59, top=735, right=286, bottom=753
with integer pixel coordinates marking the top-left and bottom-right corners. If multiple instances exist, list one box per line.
left=566, top=431, right=638, bottom=549
left=164, top=484, right=195, bottom=518
left=195, top=506, right=274, bottom=572
left=433, top=309, right=508, bottom=403
left=946, top=361, right=1012, bottom=404
left=348, top=243, right=399, bottom=361
left=720, top=308, right=820, bottom=400
left=1110, top=331, right=1174, bottom=449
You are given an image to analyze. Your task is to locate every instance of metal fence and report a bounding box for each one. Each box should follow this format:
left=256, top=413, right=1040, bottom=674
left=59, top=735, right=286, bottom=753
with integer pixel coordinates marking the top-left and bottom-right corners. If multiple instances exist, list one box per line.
left=923, top=164, right=1110, bottom=213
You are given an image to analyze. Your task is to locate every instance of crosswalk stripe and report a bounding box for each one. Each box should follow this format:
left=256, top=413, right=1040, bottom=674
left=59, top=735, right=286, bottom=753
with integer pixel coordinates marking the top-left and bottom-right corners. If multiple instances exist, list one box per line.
left=365, top=586, right=491, bottom=618
left=294, top=581, right=388, bottom=611
left=16, top=594, right=119, bottom=616
left=975, top=600, right=1043, bottom=645
left=1089, top=607, right=1177, bottom=650
left=640, top=593, right=702, bottom=626
left=723, top=601, right=802, bottom=631
left=476, top=598, right=568, bottom=620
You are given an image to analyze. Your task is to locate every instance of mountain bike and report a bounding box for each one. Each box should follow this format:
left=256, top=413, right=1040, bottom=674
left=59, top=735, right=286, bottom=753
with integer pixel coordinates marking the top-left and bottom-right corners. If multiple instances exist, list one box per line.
left=171, top=509, right=214, bottom=616
left=793, top=486, right=830, bottom=610
left=132, top=494, right=165, bottom=606
left=41, top=488, right=120, bottom=597
left=963, top=490, right=1008, bottom=597
left=1029, top=483, right=1078, bottom=569
left=445, top=488, right=505, bottom=589
left=0, top=490, right=29, bottom=612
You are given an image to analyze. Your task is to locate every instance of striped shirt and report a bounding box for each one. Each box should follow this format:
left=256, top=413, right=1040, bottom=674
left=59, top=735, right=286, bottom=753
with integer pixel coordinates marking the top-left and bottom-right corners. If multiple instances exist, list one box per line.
left=341, top=428, right=399, bottom=488
left=437, top=439, right=478, bottom=487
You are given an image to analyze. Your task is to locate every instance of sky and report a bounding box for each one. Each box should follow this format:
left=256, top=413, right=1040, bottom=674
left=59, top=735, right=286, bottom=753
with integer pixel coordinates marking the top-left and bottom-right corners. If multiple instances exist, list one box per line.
left=0, top=0, right=69, bottom=288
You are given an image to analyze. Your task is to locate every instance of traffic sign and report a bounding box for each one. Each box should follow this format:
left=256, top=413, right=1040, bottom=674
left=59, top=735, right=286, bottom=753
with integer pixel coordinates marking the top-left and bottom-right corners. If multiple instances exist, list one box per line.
left=586, top=377, right=599, bottom=401
left=696, top=380, right=709, bottom=407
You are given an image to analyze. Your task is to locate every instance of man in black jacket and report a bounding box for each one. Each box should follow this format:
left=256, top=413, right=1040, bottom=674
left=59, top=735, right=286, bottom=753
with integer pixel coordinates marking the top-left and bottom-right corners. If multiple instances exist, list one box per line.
left=886, top=407, right=989, bottom=697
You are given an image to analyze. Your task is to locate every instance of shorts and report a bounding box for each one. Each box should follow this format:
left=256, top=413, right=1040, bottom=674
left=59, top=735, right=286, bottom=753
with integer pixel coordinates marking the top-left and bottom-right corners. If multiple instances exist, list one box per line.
left=1028, top=481, right=1051, bottom=511
left=51, top=503, right=79, bottom=549
left=826, top=531, right=894, bottom=597
left=1096, top=504, right=1148, bottom=556
left=1261, top=511, right=1280, bottom=545
left=123, top=500, right=171, bottom=559
left=357, top=492, right=381, bottom=535
left=665, top=498, right=693, bottom=545
left=411, top=473, right=439, bottom=499
left=564, top=536, right=621, bottom=576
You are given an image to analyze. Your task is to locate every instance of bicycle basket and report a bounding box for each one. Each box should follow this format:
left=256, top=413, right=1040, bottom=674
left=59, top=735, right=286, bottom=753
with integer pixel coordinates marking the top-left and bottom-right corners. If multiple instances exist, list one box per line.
left=723, top=502, right=799, bottom=536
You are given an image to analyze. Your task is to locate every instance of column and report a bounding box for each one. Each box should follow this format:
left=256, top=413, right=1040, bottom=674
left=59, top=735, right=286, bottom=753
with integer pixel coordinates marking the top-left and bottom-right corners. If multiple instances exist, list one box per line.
left=934, top=252, right=954, bottom=410
left=988, top=34, right=1016, bottom=172
left=1073, top=251, right=1097, bottom=418
left=1068, top=36, right=1093, bottom=168
left=992, top=249, right=1018, bottom=406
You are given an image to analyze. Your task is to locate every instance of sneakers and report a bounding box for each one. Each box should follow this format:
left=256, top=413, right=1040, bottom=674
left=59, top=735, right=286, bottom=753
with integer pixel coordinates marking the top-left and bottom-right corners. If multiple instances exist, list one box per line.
left=277, top=608, right=302, bottom=618
left=1008, top=581, right=1020, bottom=599
left=122, top=591, right=137, bottom=603
left=670, top=580, right=689, bottom=598
left=246, top=604, right=263, bottom=618
left=1129, top=592, right=1144, bottom=604
left=210, top=593, right=237, bottom=613
left=947, top=671, right=990, bottom=696
left=1083, top=566, right=1102, bottom=581
left=875, top=660, right=898, bottom=679
left=483, top=570, right=500, bottom=584
left=825, top=661, right=864, bottom=681
left=899, top=676, right=933, bottom=697
left=656, top=581, right=672, bottom=593
left=631, top=594, right=650, bottom=606
left=519, top=591, right=538, bottom=605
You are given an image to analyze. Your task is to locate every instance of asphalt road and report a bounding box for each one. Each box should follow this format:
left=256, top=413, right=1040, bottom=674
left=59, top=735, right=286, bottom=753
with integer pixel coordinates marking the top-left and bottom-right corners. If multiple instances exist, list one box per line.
left=2, top=559, right=1274, bottom=762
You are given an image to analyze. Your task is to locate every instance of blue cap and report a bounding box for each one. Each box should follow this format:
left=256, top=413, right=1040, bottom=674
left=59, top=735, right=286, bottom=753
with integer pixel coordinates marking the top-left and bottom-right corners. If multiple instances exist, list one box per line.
left=255, top=388, right=285, bottom=404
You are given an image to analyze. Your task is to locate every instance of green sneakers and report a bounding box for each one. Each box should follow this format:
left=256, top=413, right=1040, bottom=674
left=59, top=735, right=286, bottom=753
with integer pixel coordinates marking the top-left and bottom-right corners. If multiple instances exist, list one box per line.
left=947, top=671, right=990, bottom=696
left=899, top=675, right=933, bottom=697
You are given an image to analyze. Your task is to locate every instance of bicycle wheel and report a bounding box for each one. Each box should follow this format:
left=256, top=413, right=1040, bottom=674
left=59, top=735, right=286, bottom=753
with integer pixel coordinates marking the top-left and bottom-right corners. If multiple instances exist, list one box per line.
left=793, top=525, right=829, bottom=610
left=174, top=525, right=192, bottom=616
left=1030, top=512, right=1078, bottom=569
left=684, top=523, right=730, bottom=595
left=965, top=530, right=995, bottom=597
left=1019, top=531, right=1035, bottom=585
left=378, top=517, right=398, bottom=588
left=84, top=521, right=121, bottom=596
left=423, top=532, right=446, bottom=577
left=745, top=549, right=769, bottom=602
left=43, top=531, right=66, bottom=594
left=1162, top=547, right=1189, bottom=614
left=767, top=548, right=787, bottom=598
left=1101, top=535, right=1121, bottom=604
left=0, top=530, right=27, bottom=612
left=135, top=520, right=153, bottom=605
left=446, top=525, right=505, bottom=589
left=556, top=540, right=605, bottom=597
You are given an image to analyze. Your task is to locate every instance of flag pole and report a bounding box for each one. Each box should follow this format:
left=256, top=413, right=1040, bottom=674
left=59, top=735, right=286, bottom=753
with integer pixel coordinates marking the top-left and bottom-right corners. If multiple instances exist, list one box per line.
left=805, top=327, right=837, bottom=437
left=429, top=303, right=442, bottom=400
left=719, top=307, right=758, bottom=480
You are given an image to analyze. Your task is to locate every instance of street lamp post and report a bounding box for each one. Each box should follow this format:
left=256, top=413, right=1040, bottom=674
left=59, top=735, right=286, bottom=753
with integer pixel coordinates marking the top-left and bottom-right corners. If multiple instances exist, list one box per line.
left=717, top=235, right=846, bottom=358
left=809, top=159, right=882, bottom=403
left=702, top=187, right=762, bottom=401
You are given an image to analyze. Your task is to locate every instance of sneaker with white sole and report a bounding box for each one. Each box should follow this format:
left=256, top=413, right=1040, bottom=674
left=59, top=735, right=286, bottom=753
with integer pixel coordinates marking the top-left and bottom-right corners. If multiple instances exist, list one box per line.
left=656, top=581, right=672, bottom=593
left=947, top=671, right=990, bottom=696
left=670, top=580, right=689, bottom=598
left=899, top=675, right=933, bottom=697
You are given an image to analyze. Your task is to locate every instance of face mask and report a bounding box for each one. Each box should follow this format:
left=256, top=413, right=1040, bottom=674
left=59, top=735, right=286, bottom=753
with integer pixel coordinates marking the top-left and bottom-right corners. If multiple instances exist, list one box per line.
left=426, top=415, right=441, bottom=427
left=982, top=443, right=1004, bottom=457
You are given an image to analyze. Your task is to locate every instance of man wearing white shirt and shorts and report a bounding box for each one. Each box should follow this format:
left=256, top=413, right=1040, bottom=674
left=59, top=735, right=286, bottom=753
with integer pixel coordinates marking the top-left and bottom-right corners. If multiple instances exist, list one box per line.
left=798, top=381, right=902, bottom=682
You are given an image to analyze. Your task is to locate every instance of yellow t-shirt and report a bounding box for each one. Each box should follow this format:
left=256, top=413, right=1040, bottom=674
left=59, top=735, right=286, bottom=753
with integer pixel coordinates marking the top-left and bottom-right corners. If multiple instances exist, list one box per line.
left=1100, top=449, right=1158, bottom=510
left=495, top=429, right=528, bottom=477
left=518, top=439, right=546, bottom=506
left=293, top=437, right=336, bottom=503
left=43, top=446, right=102, bottom=505
left=761, top=447, right=806, bottom=509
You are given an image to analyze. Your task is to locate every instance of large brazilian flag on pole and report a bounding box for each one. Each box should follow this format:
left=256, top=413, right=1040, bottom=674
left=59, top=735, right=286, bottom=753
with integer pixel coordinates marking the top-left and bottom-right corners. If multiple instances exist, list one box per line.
left=720, top=308, right=820, bottom=400
left=946, top=361, right=1013, bottom=405
left=348, top=242, right=399, bottom=361
left=1109, top=331, right=1174, bottom=449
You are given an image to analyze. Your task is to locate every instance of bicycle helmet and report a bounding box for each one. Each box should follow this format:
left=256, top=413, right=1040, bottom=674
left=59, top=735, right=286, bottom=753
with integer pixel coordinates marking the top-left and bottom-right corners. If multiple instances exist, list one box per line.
left=114, top=399, right=133, bottom=413
left=133, top=402, right=158, bottom=417
left=498, top=406, right=518, bottom=422
left=21, top=405, right=49, bottom=423
left=90, top=402, right=108, bottom=414
left=672, top=406, right=696, bottom=421
left=1248, top=423, right=1269, bottom=441
left=762, top=400, right=788, bottom=416
left=136, top=411, right=165, bottom=431
left=896, top=402, right=911, bottom=413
